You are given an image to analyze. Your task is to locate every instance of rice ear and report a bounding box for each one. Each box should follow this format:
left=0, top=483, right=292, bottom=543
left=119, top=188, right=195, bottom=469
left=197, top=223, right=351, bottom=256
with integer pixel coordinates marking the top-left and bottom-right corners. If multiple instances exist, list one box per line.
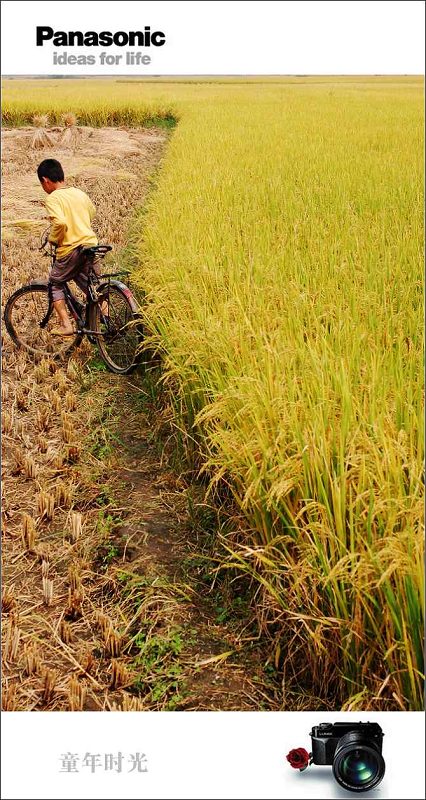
left=32, top=113, right=50, bottom=128
left=61, top=112, right=78, bottom=127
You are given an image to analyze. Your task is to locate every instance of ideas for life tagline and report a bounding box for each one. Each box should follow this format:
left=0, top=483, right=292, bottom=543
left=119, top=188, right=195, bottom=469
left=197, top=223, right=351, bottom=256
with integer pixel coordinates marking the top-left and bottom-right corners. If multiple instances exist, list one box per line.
left=53, top=51, right=152, bottom=66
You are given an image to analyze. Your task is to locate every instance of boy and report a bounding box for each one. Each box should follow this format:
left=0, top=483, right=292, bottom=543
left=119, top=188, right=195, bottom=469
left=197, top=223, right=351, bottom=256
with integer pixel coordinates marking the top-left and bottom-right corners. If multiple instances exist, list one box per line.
left=37, top=158, right=98, bottom=335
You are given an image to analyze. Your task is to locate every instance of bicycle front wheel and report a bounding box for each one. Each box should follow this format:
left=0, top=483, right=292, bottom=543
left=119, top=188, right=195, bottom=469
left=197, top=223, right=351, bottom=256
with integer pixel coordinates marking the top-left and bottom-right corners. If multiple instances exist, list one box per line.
left=92, top=282, right=143, bottom=374
left=3, top=284, right=83, bottom=359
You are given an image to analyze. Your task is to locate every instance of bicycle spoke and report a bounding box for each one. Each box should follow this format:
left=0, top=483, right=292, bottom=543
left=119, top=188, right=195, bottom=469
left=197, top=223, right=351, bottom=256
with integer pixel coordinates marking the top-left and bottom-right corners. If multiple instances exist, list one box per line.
left=4, top=286, right=82, bottom=358
left=94, top=284, right=141, bottom=373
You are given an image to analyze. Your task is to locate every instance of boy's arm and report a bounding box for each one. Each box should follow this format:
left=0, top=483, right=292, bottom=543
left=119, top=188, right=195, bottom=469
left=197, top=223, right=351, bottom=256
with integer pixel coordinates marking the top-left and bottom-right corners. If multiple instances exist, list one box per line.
left=44, top=196, right=67, bottom=244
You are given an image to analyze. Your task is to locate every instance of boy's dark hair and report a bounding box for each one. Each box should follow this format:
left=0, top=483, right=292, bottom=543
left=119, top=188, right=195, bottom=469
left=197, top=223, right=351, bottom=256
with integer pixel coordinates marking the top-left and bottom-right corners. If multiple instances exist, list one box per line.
left=37, top=159, right=64, bottom=183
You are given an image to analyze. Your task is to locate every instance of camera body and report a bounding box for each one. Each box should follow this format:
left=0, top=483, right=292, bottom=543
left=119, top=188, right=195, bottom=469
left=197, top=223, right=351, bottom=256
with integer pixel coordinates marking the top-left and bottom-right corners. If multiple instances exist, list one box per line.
left=311, top=722, right=384, bottom=764
left=310, top=722, right=385, bottom=793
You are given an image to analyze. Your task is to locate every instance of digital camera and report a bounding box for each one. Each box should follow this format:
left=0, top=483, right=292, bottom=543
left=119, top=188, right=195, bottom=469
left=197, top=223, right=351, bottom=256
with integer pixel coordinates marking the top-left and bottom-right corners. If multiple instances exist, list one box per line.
left=310, top=722, right=385, bottom=793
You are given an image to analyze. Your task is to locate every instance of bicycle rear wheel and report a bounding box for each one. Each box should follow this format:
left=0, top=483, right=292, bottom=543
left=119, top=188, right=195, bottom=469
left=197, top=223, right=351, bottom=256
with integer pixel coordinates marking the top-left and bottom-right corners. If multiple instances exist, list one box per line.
left=92, top=282, right=143, bottom=374
left=3, top=284, right=83, bottom=358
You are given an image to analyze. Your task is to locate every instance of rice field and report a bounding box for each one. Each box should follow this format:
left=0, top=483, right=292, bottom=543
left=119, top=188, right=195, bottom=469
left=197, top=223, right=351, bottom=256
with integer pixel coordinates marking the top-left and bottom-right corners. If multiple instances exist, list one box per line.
left=2, top=76, right=424, bottom=710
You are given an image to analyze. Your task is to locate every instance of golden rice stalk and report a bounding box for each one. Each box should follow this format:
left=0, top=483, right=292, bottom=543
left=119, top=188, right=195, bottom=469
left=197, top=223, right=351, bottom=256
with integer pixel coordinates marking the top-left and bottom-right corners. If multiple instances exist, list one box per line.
left=94, top=610, right=111, bottom=639
left=56, top=372, right=69, bottom=395
left=4, top=621, right=21, bottom=662
left=41, top=559, right=50, bottom=578
left=67, top=360, right=79, bottom=379
left=1, top=585, right=15, bottom=613
left=61, top=413, right=75, bottom=444
left=23, top=455, right=37, bottom=479
left=15, top=389, right=29, bottom=411
left=1, top=382, right=9, bottom=402
left=53, top=451, right=65, bottom=470
left=54, top=482, right=72, bottom=509
left=66, top=445, right=81, bottom=463
left=1, top=508, right=9, bottom=537
left=2, top=409, right=13, bottom=434
left=15, top=350, right=28, bottom=380
left=42, top=668, right=57, bottom=704
left=37, top=435, right=48, bottom=454
left=2, top=484, right=11, bottom=516
left=45, top=445, right=58, bottom=463
left=81, top=650, right=95, bottom=675
left=2, top=683, right=18, bottom=711
left=64, top=391, right=77, bottom=412
left=66, top=588, right=83, bottom=620
left=11, top=446, right=25, bottom=475
left=110, top=660, right=130, bottom=690
left=59, top=619, right=73, bottom=644
left=15, top=359, right=27, bottom=380
left=23, top=643, right=41, bottom=676
left=36, top=407, right=51, bottom=432
left=105, top=628, right=122, bottom=658
left=122, top=695, right=145, bottom=711
left=45, top=387, right=62, bottom=414
left=33, top=367, right=44, bottom=385
left=42, top=577, right=54, bottom=606
left=14, top=418, right=24, bottom=437
left=68, top=565, right=81, bottom=593
left=32, top=113, right=50, bottom=128
left=20, top=434, right=34, bottom=452
left=34, top=361, right=51, bottom=383
left=68, top=676, right=86, bottom=711
left=68, top=512, right=82, bottom=543
left=111, top=695, right=145, bottom=711
left=36, top=490, right=55, bottom=521
left=22, top=513, right=37, bottom=552
left=36, top=543, right=50, bottom=562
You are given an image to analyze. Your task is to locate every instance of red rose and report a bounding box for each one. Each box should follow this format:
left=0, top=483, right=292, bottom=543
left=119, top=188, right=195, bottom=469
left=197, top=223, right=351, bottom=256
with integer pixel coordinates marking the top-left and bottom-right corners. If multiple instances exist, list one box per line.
left=286, top=748, right=311, bottom=770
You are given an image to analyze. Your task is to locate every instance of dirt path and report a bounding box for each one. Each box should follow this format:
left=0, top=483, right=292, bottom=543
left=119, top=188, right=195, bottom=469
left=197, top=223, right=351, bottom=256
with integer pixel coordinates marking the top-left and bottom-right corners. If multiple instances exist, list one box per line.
left=1, top=126, right=278, bottom=711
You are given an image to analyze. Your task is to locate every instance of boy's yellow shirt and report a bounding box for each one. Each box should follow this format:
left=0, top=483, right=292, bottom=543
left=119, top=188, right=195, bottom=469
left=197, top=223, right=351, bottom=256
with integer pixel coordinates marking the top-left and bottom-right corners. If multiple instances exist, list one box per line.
left=44, top=186, right=98, bottom=259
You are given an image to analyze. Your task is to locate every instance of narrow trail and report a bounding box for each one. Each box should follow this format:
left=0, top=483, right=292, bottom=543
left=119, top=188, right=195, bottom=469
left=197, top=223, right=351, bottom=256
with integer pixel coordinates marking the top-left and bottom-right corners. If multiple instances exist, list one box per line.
left=70, top=371, right=278, bottom=710
left=2, top=125, right=279, bottom=711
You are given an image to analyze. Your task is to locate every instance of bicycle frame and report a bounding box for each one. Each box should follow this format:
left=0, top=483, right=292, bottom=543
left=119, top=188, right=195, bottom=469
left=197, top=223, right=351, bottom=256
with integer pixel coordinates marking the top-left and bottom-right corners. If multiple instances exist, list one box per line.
left=38, top=233, right=135, bottom=339
left=4, top=233, right=141, bottom=373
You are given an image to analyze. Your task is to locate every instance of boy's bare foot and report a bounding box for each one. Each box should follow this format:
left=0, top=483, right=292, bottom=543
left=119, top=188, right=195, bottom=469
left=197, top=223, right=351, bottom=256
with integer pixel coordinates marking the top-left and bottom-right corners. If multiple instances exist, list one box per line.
left=51, top=324, right=76, bottom=336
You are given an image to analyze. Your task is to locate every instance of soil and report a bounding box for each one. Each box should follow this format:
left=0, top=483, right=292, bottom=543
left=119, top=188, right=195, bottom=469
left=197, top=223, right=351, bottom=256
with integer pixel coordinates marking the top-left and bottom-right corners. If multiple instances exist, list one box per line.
left=1, top=125, right=279, bottom=711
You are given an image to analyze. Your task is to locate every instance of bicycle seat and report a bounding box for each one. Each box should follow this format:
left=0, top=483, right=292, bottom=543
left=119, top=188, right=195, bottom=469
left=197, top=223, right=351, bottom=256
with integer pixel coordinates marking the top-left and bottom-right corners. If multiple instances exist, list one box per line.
left=82, top=245, right=113, bottom=257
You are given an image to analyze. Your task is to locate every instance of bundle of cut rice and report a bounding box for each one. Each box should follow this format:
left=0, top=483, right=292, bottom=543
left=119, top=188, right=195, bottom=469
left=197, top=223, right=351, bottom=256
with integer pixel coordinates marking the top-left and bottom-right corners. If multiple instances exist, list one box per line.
left=59, top=113, right=83, bottom=151
left=30, top=114, right=55, bottom=149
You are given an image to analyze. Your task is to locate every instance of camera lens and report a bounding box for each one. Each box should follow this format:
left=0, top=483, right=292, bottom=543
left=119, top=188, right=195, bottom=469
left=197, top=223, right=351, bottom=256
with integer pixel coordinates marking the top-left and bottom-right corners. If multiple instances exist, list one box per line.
left=333, top=733, right=385, bottom=792
left=340, top=749, right=379, bottom=786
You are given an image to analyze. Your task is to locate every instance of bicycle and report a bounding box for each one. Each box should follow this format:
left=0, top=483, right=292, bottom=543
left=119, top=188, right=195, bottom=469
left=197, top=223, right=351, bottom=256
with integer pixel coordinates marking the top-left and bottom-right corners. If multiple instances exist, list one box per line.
left=3, top=231, right=143, bottom=375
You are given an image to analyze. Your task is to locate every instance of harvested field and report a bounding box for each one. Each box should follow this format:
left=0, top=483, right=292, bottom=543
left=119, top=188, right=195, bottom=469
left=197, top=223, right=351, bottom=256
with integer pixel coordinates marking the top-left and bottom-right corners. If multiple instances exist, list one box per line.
left=2, top=124, right=277, bottom=711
